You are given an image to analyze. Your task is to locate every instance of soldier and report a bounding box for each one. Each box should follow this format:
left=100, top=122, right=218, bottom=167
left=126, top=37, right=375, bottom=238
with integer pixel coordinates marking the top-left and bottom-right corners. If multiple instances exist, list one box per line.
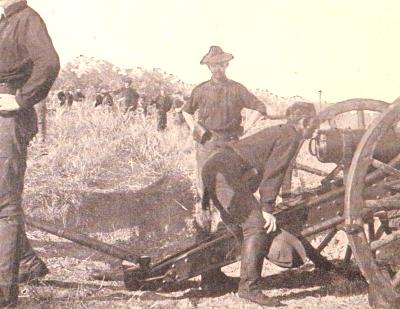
left=181, top=46, right=274, bottom=289
left=171, top=92, right=187, bottom=126
left=101, top=92, right=114, bottom=107
left=152, top=89, right=173, bottom=131
left=73, top=88, right=85, bottom=102
left=57, top=90, right=66, bottom=106
left=66, top=87, right=74, bottom=106
left=94, top=88, right=104, bottom=107
left=94, top=88, right=114, bottom=108
left=0, top=0, right=60, bottom=306
left=201, top=102, right=317, bottom=306
left=113, top=77, right=140, bottom=113
left=140, top=95, right=150, bottom=117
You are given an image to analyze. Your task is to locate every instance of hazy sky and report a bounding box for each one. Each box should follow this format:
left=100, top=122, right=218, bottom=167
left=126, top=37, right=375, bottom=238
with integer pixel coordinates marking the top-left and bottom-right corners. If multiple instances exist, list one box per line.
left=28, top=0, right=400, bottom=102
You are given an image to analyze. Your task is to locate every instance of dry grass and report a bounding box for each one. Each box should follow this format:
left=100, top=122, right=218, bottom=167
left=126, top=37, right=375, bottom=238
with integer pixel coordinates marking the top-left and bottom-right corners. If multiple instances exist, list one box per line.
left=24, top=101, right=194, bottom=221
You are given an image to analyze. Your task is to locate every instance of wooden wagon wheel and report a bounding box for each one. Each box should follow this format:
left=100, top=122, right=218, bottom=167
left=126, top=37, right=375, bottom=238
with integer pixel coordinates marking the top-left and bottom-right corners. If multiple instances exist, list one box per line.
left=281, top=99, right=389, bottom=266
left=345, top=98, right=400, bottom=308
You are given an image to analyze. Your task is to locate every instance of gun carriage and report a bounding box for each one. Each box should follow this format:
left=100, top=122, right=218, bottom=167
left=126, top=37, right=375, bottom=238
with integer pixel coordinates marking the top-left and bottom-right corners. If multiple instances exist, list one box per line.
left=25, top=97, right=400, bottom=308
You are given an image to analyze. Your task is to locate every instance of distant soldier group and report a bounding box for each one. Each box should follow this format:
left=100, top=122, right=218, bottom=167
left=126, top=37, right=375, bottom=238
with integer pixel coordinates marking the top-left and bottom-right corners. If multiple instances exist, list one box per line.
left=57, top=87, right=85, bottom=107
left=91, top=78, right=183, bottom=131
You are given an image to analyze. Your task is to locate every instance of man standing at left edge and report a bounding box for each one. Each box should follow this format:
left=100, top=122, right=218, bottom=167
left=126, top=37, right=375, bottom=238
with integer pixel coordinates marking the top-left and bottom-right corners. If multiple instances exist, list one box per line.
left=0, top=0, right=60, bottom=307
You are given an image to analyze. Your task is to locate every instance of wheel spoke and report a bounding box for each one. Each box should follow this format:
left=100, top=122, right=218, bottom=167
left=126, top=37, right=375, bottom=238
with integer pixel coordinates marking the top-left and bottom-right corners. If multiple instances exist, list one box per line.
left=368, top=221, right=376, bottom=242
left=391, top=270, right=400, bottom=288
left=321, top=165, right=343, bottom=185
left=294, top=163, right=329, bottom=177
left=371, top=159, right=400, bottom=177
left=365, top=195, right=400, bottom=212
left=370, top=231, right=400, bottom=251
left=368, top=221, right=376, bottom=258
left=357, top=110, right=366, bottom=129
left=344, top=245, right=352, bottom=264
left=375, top=225, right=385, bottom=240
left=328, top=119, right=337, bottom=129
left=317, top=228, right=337, bottom=252
left=376, top=212, right=393, bottom=236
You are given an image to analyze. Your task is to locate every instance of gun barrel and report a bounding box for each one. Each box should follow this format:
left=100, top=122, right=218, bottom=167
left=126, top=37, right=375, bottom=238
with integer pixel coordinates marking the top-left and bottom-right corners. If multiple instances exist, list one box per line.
left=25, top=217, right=147, bottom=266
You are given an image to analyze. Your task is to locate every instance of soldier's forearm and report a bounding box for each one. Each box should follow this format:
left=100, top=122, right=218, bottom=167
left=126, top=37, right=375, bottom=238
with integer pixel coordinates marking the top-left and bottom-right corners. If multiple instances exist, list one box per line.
left=267, top=113, right=287, bottom=120
left=182, top=111, right=195, bottom=131
left=244, top=110, right=263, bottom=133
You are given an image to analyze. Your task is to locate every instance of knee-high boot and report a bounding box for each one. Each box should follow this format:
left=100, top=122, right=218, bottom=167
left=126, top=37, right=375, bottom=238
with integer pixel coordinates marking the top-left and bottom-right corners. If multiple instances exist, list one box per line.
left=18, top=224, right=48, bottom=284
left=238, top=231, right=282, bottom=307
left=0, top=217, right=21, bottom=307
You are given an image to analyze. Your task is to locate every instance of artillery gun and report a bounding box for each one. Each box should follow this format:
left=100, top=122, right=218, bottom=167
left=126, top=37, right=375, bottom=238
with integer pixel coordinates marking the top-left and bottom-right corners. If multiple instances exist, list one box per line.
left=25, top=97, right=400, bottom=308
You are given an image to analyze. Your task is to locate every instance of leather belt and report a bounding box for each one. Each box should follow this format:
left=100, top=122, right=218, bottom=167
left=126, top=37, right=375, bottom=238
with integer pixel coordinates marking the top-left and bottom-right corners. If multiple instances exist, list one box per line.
left=209, top=130, right=239, bottom=142
left=0, top=82, right=16, bottom=95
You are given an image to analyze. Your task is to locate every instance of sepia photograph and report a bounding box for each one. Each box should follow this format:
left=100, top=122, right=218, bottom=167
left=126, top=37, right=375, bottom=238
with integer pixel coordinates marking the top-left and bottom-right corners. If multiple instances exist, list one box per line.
left=1, top=0, right=400, bottom=308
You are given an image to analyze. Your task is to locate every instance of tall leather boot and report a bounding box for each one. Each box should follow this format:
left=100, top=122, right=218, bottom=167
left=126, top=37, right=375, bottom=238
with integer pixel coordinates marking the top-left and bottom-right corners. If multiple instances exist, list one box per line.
left=238, top=231, right=282, bottom=307
left=0, top=217, right=21, bottom=308
left=18, top=228, right=48, bottom=284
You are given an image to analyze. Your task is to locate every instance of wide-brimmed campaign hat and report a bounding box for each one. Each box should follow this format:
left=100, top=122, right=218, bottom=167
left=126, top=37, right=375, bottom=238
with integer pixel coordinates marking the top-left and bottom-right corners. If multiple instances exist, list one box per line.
left=266, top=229, right=307, bottom=268
left=200, top=46, right=234, bottom=65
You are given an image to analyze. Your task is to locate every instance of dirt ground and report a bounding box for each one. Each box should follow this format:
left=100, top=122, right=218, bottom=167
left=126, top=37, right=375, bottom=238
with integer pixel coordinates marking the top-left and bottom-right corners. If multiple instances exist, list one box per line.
left=15, top=236, right=370, bottom=309
left=18, top=175, right=371, bottom=309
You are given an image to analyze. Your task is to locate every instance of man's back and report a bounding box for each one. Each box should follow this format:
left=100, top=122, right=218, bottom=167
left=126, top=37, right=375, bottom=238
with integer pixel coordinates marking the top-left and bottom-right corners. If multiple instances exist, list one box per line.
left=229, top=123, right=301, bottom=173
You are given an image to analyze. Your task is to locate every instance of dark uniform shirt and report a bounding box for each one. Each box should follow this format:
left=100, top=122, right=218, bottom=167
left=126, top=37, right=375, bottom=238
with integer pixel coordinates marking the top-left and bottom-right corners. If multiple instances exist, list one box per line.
left=101, top=93, right=114, bottom=106
left=74, top=91, right=85, bottom=102
left=0, top=1, right=60, bottom=138
left=228, top=123, right=301, bottom=211
left=115, top=87, right=140, bottom=111
left=66, top=91, right=74, bottom=106
left=153, top=95, right=172, bottom=114
left=182, top=78, right=266, bottom=134
left=57, top=91, right=66, bottom=106
left=0, top=1, right=60, bottom=108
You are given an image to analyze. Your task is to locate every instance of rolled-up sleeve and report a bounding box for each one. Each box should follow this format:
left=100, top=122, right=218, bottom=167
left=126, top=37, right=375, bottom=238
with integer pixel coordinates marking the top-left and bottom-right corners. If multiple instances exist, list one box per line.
left=182, top=88, right=199, bottom=115
left=239, top=85, right=267, bottom=116
left=15, top=13, right=60, bottom=109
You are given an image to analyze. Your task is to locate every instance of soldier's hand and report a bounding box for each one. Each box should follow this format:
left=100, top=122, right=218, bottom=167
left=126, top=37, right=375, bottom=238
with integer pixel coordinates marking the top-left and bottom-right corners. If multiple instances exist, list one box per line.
left=0, top=94, right=20, bottom=112
left=262, top=211, right=277, bottom=234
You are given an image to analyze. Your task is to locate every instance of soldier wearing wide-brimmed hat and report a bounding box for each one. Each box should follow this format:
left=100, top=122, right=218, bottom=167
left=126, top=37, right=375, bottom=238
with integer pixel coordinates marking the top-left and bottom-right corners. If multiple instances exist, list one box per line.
left=181, top=46, right=275, bottom=292
left=200, top=102, right=318, bottom=306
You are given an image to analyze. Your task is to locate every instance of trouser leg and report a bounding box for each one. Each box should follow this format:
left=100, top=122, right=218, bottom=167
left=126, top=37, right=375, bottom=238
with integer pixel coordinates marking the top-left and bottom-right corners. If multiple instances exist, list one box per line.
left=198, top=149, right=251, bottom=287
left=157, top=113, right=167, bottom=131
left=18, top=228, right=36, bottom=267
left=0, top=116, right=46, bottom=299
left=195, top=145, right=229, bottom=286
left=18, top=224, right=48, bottom=284
left=0, top=216, right=21, bottom=307
left=35, top=101, right=47, bottom=143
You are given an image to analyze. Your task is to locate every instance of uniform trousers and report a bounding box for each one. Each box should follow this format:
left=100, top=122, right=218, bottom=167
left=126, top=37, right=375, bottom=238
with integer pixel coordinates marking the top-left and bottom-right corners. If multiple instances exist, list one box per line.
left=0, top=114, right=41, bottom=304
